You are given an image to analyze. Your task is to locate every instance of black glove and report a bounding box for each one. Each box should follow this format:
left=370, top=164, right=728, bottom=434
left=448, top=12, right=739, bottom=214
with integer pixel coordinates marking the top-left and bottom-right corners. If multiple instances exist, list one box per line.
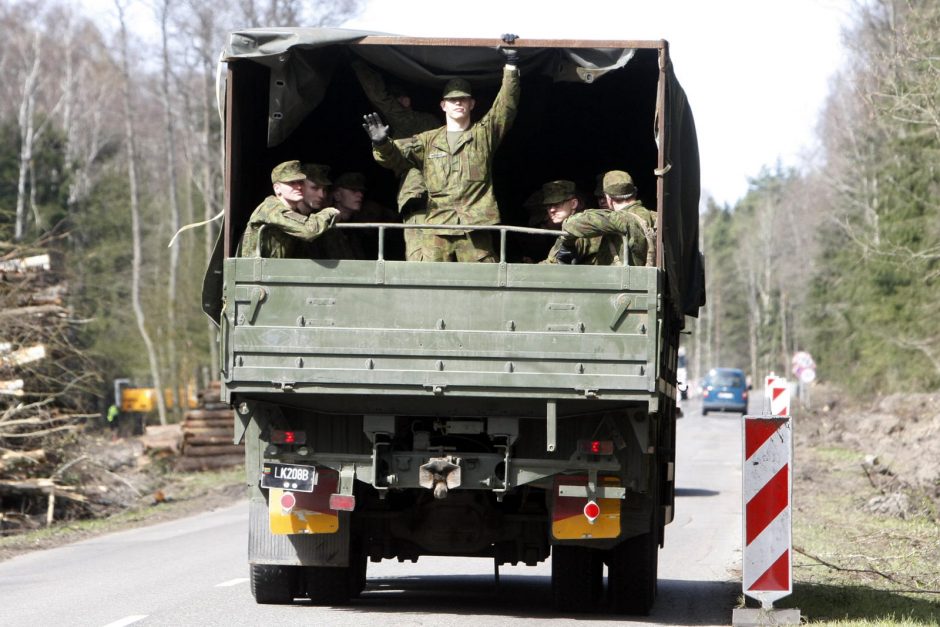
left=362, top=112, right=389, bottom=145
left=555, top=242, right=577, bottom=265
left=500, top=33, right=519, bottom=66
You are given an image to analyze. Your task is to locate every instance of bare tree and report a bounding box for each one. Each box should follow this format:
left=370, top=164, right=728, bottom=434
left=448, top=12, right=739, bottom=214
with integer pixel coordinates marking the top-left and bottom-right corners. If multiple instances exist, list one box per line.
left=60, top=16, right=116, bottom=211
left=115, top=0, right=168, bottom=426
left=156, top=0, right=184, bottom=417
left=179, top=0, right=225, bottom=375
left=14, top=31, right=41, bottom=241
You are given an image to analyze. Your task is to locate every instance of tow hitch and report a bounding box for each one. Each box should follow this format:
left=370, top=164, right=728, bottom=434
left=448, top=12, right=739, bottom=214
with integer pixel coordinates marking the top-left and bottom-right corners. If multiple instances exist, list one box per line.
left=419, top=457, right=462, bottom=499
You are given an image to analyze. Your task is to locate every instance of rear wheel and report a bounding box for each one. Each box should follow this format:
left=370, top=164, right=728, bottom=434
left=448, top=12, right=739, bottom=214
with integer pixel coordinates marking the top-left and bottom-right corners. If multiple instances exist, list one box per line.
left=304, top=544, right=366, bottom=606
left=348, top=541, right=368, bottom=598
left=607, top=530, right=659, bottom=615
left=250, top=564, right=300, bottom=605
left=551, top=545, right=604, bottom=612
left=303, top=564, right=356, bottom=605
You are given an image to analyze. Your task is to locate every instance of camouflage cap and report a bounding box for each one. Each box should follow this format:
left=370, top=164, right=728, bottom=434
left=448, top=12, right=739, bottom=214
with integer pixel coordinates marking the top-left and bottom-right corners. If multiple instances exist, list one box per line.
left=442, top=78, right=473, bottom=99
left=540, top=180, right=577, bottom=205
left=334, top=171, right=367, bottom=192
left=603, top=170, right=637, bottom=197
left=301, top=163, right=332, bottom=186
left=270, top=160, right=306, bottom=184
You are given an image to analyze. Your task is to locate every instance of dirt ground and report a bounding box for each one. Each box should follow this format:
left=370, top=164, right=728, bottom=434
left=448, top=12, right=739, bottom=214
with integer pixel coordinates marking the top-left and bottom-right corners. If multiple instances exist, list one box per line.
left=794, top=383, right=940, bottom=518
left=0, top=431, right=246, bottom=562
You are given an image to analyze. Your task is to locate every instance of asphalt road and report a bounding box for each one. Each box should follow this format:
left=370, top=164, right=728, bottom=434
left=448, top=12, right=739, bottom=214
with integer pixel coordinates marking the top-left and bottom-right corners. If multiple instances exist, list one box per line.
left=0, top=401, right=743, bottom=626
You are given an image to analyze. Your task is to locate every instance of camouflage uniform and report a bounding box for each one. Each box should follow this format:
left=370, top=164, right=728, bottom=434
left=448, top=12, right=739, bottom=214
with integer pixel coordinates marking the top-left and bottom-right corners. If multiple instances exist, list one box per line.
left=562, top=209, right=649, bottom=267
left=373, top=67, right=521, bottom=262
left=535, top=180, right=605, bottom=265
left=543, top=234, right=606, bottom=265
left=353, top=60, right=440, bottom=260
left=238, top=161, right=337, bottom=258
left=240, top=197, right=338, bottom=258
left=601, top=170, right=656, bottom=265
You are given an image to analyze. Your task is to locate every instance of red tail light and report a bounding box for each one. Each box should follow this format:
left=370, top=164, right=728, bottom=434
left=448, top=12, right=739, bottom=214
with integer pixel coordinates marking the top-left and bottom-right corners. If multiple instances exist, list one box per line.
left=271, top=430, right=306, bottom=445
left=329, top=494, right=356, bottom=511
left=578, top=440, right=614, bottom=455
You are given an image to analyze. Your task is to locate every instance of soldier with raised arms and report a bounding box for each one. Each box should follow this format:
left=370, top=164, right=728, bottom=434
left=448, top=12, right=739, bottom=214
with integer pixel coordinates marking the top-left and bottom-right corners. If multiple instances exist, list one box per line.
left=362, top=34, right=521, bottom=262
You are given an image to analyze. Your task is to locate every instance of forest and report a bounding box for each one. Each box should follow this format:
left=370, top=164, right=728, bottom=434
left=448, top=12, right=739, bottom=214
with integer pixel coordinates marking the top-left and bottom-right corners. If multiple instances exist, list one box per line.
left=0, top=0, right=362, bottom=444
left=0, top=0, right=937, bottom=456
left=692, top=0, right=939, bottom=395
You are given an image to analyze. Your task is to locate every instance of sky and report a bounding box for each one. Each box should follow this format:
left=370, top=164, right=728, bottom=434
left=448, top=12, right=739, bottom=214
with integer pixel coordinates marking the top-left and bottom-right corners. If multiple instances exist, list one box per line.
left=339, top=0, right=852, bottom=207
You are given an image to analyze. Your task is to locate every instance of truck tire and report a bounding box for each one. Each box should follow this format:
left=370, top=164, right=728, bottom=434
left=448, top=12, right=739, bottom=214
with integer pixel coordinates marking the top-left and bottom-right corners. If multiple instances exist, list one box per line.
left=303, top=564, right=356, bottom=605
left=551, top=545, right=604, bottom=612
left=250, top=564, right=300, bottom=605
left=349, top=543, right=368, bottom=598
left=607, top=530, right=658, bottom=615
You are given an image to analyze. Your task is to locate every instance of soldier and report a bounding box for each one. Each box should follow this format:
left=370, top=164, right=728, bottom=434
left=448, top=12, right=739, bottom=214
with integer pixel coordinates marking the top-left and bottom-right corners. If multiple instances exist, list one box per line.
left=362, top=36, right=521, bottom=262
left=352, top=59, right=441, bottom=260
left=238, top=160, right=340, bottom=258
left=603, top=169, right=656, bottom=265
left=594, top=173, right=610, bottom=210
left=307, top=172, right=369, bottom=260
left=558, top=170, right=654, bottom=267
left=606, top=169, right=656, bottom=230
left=536, top=180, right=604, bottom=265
left=300, top=163, right=333, bottom=215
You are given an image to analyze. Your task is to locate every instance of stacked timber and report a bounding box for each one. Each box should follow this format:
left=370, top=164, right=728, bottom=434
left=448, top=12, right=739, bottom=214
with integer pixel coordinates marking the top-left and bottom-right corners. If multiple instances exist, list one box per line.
left=1, top=250, right=100, bottom=530
left=177, top=382, right=243, bottom=471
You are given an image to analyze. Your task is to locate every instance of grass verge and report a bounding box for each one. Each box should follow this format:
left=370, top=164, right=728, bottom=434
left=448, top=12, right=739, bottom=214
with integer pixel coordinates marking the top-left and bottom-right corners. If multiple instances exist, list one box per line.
left=759, top=443, right=940, bottom=625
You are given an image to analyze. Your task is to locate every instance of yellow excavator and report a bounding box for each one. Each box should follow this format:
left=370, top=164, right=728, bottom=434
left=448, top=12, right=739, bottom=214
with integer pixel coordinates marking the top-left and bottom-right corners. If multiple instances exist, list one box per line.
left=113, top=378, right=199, bottom=412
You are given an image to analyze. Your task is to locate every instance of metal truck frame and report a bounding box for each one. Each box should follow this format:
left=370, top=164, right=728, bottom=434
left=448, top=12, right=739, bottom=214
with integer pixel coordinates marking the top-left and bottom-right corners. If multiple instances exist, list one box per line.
left=204, top=29, right=703, bottom=616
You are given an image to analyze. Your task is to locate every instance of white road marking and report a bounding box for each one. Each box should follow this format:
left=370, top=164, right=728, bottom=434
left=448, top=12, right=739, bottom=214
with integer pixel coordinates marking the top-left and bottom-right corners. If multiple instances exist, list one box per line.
left=215, top=577, right=249, bottom=587
left=102, top=615, right=148, bottom=627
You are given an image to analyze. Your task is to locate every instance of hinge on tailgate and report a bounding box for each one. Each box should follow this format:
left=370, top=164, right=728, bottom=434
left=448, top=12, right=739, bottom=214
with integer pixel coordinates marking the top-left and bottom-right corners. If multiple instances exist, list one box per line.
left=247, top=287, right=266, bottom=324
left=609, top=294, right=631, bottom=330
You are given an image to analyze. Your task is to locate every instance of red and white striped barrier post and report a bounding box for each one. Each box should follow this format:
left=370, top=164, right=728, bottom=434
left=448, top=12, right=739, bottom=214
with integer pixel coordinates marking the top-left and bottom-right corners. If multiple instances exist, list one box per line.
left=763, top=374, right=790, bottom=416
left=741, top=414, right=793, bottom=610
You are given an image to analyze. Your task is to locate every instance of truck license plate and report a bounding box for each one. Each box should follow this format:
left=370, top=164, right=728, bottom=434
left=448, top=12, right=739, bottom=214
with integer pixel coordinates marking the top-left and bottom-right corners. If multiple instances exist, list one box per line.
left=261, top=463, right=317, bottom=492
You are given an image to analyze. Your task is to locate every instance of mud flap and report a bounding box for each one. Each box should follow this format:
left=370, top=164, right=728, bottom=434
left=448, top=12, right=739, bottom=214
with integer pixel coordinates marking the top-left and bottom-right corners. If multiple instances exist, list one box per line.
left=248, top=499, right=350, bottom=567
left=551, top=476, right=623, bottom=541
left=268, top=467, right=340, bottom=535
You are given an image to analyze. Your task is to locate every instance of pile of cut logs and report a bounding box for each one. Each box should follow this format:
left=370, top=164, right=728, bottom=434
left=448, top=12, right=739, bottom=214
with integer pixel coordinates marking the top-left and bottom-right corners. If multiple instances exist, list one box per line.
left=177, top=382, right=243, bottom=471
left=1, top=249, right=96, bottom=531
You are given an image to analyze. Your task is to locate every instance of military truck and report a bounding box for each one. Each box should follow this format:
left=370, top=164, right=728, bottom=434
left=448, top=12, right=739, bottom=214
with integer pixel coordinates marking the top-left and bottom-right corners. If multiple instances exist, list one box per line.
left=203, top=28, right=704, bottom=615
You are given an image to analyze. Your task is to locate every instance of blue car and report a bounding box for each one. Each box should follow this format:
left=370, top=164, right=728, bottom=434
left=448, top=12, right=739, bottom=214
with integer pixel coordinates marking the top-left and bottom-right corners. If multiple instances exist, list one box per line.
left=701, top=367, right=749, bottom=415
